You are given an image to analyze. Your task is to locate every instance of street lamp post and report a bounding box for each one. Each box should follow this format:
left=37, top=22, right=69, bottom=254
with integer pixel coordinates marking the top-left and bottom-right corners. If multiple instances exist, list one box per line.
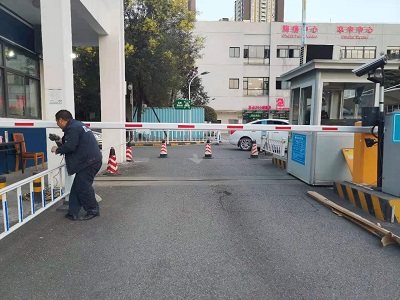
left=187, top=71, right=209, bottom=140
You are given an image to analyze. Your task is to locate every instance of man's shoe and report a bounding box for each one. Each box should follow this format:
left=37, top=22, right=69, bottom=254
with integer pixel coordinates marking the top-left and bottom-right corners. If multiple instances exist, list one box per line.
left=80, top=211, right=100, bottom=221
left=65, top=213, right=79, bottom=221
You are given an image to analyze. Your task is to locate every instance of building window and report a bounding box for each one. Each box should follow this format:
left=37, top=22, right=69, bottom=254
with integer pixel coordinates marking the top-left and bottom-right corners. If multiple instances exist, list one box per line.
left=229, top=47, right=240, bottom=58
left=229, top=78, right=239, bottom=89
left=276, top=79, right=291, bottom=90
left=1, top=43, right=41, bottom=118
left=387, top=46, right=400, bottom=59
left=340, top=46, right=376, bottom=59
left=5, top=46, right=39, bottom=77
left=243, top=77, right=269, bottom=96
left=243, top=45, right=270, bottom=64
left=277, top=46, right=301, bottom=58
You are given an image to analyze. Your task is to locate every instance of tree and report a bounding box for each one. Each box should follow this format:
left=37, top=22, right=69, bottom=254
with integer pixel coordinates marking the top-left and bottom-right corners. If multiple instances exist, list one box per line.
left=73, top=47, right=101, bottom=121
left=72, top=1, right=208, bottom=122
left=180, top=67, right=210, bottom=107
left=204, top=106, right=217, bottom=122
left=384, top=70, right=400, bottom=89
left=124, top=0, right=204, bottom=120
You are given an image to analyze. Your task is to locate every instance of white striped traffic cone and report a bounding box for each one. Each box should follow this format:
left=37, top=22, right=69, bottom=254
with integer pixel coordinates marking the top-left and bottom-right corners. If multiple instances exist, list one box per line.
left=106, top=147, right=119, bottom=174
left=250, top=140, right=259, bottom=158
left=126, top=143, right=133, bottom=162
left=160, top=140, right=168, bottom=158
left=204, top=140, right=212, bottom=159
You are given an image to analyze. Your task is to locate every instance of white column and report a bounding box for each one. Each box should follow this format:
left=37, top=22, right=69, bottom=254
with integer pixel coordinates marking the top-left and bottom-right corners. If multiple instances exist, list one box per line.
left=312, top=71, right=323, bottom=125
left=99, top=0, right=125, bottom=163
left=40, top=0, right=75, bottom=171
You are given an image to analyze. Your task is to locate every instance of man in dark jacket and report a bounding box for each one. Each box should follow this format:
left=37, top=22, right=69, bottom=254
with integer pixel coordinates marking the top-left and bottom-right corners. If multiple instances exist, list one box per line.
left=51, top=110, right=102, bottom=221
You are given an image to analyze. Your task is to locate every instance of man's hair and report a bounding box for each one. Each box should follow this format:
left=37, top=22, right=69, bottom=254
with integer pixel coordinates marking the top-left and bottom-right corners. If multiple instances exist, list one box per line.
left=55, top=110, right=73, bottom=121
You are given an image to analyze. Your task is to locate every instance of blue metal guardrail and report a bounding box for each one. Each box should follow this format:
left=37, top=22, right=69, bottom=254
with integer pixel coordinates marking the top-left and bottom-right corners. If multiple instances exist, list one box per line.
left=0, top=164, right=69, bottom=240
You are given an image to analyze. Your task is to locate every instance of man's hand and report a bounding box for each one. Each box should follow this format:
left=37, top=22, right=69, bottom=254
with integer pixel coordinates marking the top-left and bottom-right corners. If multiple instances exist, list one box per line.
left=51, top=146, right=58, bottom=153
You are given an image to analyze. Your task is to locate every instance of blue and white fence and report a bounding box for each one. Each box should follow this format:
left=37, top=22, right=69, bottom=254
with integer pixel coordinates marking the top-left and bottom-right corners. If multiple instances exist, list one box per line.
left=0, top=164, right=69, bottom=240
left=130, top=129, right=222, bottom=143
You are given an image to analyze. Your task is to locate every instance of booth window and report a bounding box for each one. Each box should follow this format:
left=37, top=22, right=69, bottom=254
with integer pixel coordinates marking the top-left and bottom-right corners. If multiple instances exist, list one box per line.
left=1, top=43, right=40, bottom=118
left=342, top=83, right=375, bottom=119
left=340, top=46, right=376, bottom=59
left=229, top=47, right=240, bottom=58
left=291, top=88, right=300, bottom=125
left=243, top=45, right=270, bottom=64
left=243, top=77, right=269, bottom=96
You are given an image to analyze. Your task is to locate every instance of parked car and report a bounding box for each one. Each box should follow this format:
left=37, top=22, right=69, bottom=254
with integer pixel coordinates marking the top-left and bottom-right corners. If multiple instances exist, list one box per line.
left=228, top=119, right=289, bottom=151
left=92, top=131, right=102, bottom=149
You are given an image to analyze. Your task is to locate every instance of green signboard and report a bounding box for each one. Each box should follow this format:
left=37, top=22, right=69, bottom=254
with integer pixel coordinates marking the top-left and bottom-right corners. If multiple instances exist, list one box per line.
left=248, top=113, right=262, bottom=118
left=174, top=99, right=191, bottom=110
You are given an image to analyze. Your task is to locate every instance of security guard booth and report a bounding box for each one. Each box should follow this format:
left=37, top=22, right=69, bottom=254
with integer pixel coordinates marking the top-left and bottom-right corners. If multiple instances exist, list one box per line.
left=280, top=60, right=379, bottom=185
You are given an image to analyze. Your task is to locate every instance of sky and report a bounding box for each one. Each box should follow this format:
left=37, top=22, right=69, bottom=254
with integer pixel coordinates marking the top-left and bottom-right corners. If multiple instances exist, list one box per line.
left=196, top=0, right=400, bottom=24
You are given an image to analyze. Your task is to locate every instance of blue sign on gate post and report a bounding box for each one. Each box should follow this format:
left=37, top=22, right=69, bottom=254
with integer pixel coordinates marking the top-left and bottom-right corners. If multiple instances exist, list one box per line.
left=392, top=113, right=400, bottom=143
left=291, top=133, right=307, bottom=165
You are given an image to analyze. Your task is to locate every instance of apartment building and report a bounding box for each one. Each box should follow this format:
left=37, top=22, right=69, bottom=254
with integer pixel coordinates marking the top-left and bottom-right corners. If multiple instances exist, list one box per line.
left=194, top=21, right=400, bottom=123
left=188, top=0, right=196, bottom=12
left=235, top=0, right=284, bottom=22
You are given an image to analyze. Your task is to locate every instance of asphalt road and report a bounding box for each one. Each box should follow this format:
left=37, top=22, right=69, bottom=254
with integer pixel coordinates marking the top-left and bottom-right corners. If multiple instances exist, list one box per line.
left=0, top=144, right=399, bottom=300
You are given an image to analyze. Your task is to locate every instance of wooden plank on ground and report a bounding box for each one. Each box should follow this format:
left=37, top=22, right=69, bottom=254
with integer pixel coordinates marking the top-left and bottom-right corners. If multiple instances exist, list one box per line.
left=308, top=191, right=400, bottom=247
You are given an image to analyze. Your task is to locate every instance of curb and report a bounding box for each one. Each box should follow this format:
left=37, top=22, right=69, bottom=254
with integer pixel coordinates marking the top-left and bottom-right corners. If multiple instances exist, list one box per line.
left=333, top=181, right=400, bottom=222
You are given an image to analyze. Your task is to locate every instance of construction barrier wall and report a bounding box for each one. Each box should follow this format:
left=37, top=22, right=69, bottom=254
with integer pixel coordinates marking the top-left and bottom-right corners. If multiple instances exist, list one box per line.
left=132, top=107, right=206, bottom=140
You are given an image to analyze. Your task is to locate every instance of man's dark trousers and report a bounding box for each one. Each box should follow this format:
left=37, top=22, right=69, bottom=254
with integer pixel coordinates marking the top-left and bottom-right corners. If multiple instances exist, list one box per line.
left=68, top=161, right=102, bottom=216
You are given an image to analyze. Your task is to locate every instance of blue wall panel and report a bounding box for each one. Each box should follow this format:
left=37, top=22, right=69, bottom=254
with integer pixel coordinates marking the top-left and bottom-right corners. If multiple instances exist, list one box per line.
left=0, top=128, right=47, bottom=175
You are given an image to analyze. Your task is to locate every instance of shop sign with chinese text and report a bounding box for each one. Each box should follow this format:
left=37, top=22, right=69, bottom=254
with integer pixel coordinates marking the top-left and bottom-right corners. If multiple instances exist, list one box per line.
left=337, top=25, right=373, bottom=39
left=276, top=98, right=289, bottom=111
left=248, top=105, right=271, bottom=110
left=281, top=24, right=318, bottom=39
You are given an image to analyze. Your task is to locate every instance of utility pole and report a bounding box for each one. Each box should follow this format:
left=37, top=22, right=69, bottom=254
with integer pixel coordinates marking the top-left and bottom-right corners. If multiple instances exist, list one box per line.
left=300, top=0, right=307, bottom=66
left=188, top=71, right=210, bottom=140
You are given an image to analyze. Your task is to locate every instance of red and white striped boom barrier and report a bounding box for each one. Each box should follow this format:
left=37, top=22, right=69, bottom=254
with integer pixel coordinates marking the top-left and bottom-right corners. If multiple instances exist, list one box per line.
left=0, top=121, right=375, bottom=133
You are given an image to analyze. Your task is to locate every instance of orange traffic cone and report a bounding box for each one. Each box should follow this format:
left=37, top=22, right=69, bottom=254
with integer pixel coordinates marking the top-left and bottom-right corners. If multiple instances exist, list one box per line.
left=126, top=142, right=133, bottom=162
left=204, top=140, right=212, bottom=159
left=105, top=147, right=119, bottom=174
left=250, top=140, right=258, bottom=159
left=160, top=140, right=168, bottom=158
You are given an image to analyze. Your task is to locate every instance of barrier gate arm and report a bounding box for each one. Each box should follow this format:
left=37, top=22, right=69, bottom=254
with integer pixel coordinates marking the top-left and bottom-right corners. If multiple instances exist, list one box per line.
left=0, top=121, right=375, bottom=133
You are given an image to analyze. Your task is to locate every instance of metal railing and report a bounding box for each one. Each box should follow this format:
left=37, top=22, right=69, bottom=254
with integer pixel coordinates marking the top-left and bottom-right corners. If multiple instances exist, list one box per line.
left=0, top=164, right=69, bottom=240
left=130, top=129, right=222, bottom=144
left=262, top=138, right=287, bottom=157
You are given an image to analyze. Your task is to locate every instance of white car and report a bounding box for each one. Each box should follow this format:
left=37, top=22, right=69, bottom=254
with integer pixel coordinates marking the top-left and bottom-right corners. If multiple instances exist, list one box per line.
left=92, top=131, right=102, bottom=149
left=228, top=119, right=289, bottom=151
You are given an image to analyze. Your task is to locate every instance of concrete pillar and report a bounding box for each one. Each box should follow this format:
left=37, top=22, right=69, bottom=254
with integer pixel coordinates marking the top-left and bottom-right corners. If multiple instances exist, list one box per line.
left=312, top=71, right=323, bottom=125
left=99, top=0, right=126, bottom=163
left=40, top=0, right=75, bottom=171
